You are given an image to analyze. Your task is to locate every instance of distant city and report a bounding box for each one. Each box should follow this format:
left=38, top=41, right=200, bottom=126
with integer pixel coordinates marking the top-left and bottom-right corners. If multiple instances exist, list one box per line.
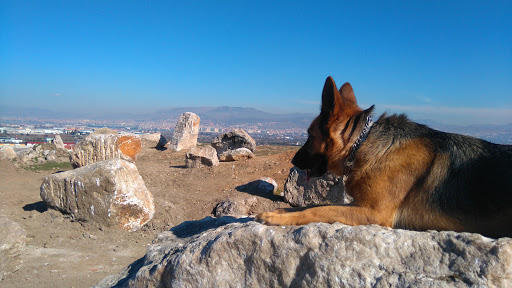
left=1, top=106, right=511, bottom=147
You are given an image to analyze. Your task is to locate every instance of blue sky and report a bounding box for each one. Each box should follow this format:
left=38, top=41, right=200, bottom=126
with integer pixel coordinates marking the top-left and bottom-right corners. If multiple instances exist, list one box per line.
left=1, top=1, right=511, bottom=125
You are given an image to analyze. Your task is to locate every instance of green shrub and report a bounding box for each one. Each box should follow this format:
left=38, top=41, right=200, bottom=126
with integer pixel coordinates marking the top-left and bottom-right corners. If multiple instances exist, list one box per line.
left=25, top=161, right=72, bottom=171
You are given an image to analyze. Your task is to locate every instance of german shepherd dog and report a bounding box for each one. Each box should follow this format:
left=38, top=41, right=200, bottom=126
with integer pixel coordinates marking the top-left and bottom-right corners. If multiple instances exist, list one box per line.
left=257, top=76, right=512, bottom=238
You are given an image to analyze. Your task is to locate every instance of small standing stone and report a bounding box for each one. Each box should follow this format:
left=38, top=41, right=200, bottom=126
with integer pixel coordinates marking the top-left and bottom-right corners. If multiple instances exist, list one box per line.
left=53, top=134, right=66, bottom=150
left=169, top=112, right=200, bottom=152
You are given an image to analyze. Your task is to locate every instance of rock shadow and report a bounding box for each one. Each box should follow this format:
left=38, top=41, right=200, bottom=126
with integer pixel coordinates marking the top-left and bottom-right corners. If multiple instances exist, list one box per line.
left=23, top=201, right=48, bottom=213
left=170, top=216, right=253, bottom=239
left=169, top=165, right=187, bottom=169
left=235, top=179, right=283, bottom=202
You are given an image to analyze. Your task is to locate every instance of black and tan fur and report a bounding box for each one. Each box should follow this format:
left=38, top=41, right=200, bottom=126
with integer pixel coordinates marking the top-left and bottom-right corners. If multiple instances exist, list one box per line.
left=257, top=76, right=512, bottom=238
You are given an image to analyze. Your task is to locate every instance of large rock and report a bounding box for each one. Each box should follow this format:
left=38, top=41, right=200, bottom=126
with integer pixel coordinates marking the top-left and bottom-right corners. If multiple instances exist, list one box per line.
left=0, top=216, right=26, bottom=280
left=218, top=147, right=255, bottom=162
left=211, top=129, right=256, bottom=156
left=70, top=134, right=142, bottom=168
left=169, top=112, right=200, bottom=151
left=40, top=159, right=154, bottom=231
left=284, top=167, right=352, bottom=207
left=95, top=217, right=512, bottom=288
left=185, top=146, right=219, bottom=168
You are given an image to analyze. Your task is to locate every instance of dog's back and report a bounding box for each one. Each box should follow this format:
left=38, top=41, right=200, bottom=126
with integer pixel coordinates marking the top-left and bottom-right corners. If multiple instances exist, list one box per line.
left=370, top=115, right=512, bottom=237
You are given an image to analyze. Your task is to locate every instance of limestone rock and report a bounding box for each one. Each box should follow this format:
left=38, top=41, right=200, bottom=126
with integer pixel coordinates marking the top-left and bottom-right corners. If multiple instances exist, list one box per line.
left=213, top=196, right=258, bottom=217
left=95, top=217, right=512, bottom=288
left=211, top=129, right=256, bottom=156
left=53, top=134, right=66, bottom=150
left=284, top=167, right=352, bottom=207
left=218, top=147, right=255, bottom=162
left=0, top=216, right=26, bottom=280
left=169, top=112, right=200, bottom=151
left=0, top=146, right=17, bottom=160
left=139, top=133, right=167, bottom=149
left=70, top=134, right=141, bottom=168
left=185, top=146, right=219, bottom=168
left=40, top=159, right=154, bottom=231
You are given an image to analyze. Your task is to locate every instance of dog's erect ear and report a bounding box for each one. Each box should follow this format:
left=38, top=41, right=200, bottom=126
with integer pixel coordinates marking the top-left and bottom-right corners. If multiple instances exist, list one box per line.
left=321, top=76, right=341, bottom=116
left=339, top=82, right=358, bottom=108
left=321, top=77, right=359, bottom=117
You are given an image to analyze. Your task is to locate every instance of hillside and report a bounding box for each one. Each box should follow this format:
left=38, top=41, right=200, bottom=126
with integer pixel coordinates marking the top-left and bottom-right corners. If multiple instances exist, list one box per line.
left=0, top=145, right=298, bottom=287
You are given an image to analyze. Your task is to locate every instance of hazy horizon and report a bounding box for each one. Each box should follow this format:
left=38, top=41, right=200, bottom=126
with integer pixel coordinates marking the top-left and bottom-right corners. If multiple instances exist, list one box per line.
left=1, top=104, right=511, bottom=127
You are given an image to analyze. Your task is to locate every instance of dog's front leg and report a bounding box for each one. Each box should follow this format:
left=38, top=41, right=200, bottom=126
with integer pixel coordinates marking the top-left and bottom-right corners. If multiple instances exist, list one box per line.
left=256, top=205, right=393, bottom=227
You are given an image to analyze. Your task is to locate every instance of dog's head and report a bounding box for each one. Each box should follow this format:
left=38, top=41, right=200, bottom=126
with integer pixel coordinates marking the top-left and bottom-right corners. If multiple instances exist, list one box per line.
left=292, top=76, right=372, bottom=178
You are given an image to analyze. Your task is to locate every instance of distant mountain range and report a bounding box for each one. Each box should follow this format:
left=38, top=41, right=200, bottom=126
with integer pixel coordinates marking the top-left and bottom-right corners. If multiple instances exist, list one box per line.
left=0, top=106, right=316, bottom=130
left=147, top=106, right=316, bottom=128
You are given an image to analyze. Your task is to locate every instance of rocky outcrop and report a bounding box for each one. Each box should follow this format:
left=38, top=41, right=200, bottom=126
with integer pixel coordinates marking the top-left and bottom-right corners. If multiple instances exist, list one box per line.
left=211, top=129, right=256, bottom=157
left=40, top=159, right=154, bottom=231
left=95, top=217, right=512, bottom=288
left=169, top=112, right=200, bottom=151
left=284, top=167, right=352, bottom=207
left=16, top=143, right=70, bottom=167
left=139, top=133, right=167, bottom=149
left=70, top=134, right=141, bottom=168
left=0, top=146, right=17, bottom=160
left=218, top=147, right=255, bottom=161
left=185, top=146, right=219, bottom=168
left=0, top=216, right=26, bottom=280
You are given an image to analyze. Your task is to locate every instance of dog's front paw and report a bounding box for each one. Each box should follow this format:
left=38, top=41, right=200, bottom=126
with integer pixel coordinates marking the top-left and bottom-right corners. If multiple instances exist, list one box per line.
left=256, top=210, right=289, bottom=226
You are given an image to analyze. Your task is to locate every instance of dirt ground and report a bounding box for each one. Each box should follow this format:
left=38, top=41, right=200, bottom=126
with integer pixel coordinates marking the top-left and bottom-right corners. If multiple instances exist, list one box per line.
left=0, top=144, right=298, bottom=288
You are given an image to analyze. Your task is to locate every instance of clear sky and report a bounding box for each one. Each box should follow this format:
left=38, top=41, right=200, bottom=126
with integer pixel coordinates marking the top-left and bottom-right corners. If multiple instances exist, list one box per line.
left=1, top=1, right=511, bottom=125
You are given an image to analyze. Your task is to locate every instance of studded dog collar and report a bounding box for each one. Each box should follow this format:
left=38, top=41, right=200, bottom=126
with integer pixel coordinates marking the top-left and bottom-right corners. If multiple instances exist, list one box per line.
left=344, top=115, right=374, bottom=175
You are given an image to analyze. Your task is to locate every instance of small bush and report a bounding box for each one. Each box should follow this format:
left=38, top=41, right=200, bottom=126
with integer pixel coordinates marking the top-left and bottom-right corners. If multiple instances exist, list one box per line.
left=26, top=161, right=72, bottom=172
